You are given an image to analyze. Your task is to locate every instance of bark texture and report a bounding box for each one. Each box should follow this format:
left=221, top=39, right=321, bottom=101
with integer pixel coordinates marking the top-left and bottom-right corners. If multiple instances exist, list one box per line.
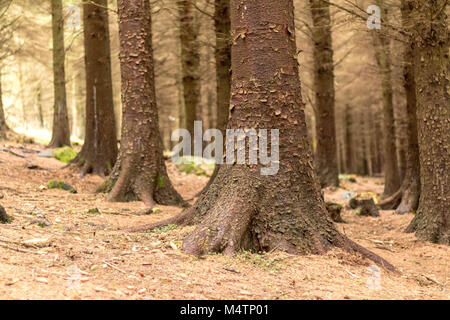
left=197, top=0, right=232, bottom=195
left=99, top=0, right=185, bottom=208
left=310, top=0, right=339, bottom=187
left=125, top=0, right=396, bottom=273
left=179, top=0, right=200, bottom=142
left=406, top=0, right=449, bottom=244
left=372, top=2, right=401, bottom=196
left=379, top=0, right=420, bottom=214
left=0, top=71, right=8, bottom=138
left=49, top=0, right=71, bottom=148
left=73, top=0, right=118, bottom=177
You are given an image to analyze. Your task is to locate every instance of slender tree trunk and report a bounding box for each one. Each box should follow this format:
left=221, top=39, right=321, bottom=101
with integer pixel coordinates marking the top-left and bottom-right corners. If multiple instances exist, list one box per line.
left=178, top=0, right=200, bottom=144
left=49, top=0, right=71, bottom=148
left=406, top=0, right=449, bottom=244
left=73, top=0, right=118, bottom=177
left=197, top=0, right=232, bottom=195
left=364, top=105, right=373, bottom=176
left=344, top=104, right=354, bottom=173
left=124, top=0, right=396, bottom=272
left=372, top=2, right=400, bottom=196
left=378, top=0, right=421, bottom=213
left=309, top=0, right=339, bottom=187
left=0, top=71, right=8, bottom=136
left=99, top=0, right=185, bottom=207
left=36, top=85, right=44, bottom=128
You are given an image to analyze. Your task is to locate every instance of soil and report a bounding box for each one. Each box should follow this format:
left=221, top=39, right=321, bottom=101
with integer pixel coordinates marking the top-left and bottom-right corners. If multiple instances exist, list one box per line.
left=0, top=140, right=448, bottom=300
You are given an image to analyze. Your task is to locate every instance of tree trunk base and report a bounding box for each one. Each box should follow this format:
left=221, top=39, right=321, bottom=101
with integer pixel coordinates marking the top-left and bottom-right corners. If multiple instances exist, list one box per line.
left=406, top=212, right=450, bottom=245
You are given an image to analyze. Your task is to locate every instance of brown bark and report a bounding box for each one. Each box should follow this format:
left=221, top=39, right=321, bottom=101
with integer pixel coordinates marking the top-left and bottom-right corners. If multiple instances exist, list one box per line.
left=125, top=0, right=396, bottom=272
left=179, top=0, right=200, bottom=143
left=197, top=0, right=232, bottom=196
left=73, top=0, right=118, bottom=177
left=406, top=0, right=449, bottom=244
left=372, top=2, right=401, bottom=196
left=344, top=104, right=354, bottom=173
left=0, top=71, right=8, bottom=138
left=98, top=0, right=185, bottom=208
left=380, top=0, right=421, bottom=214
left=49, top=0, right=71, bottom=148
left=309, top=0, right=339, bottom=187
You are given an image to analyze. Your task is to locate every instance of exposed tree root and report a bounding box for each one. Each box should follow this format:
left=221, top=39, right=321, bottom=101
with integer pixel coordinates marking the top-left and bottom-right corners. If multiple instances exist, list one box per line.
left=378, top=188, right=402, bottom=210
left=122, top=167, right=397, bottom=273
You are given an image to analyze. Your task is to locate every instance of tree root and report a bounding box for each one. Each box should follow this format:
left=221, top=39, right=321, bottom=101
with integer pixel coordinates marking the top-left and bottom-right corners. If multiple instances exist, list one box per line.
left=378, top=188, right=402, bottom=210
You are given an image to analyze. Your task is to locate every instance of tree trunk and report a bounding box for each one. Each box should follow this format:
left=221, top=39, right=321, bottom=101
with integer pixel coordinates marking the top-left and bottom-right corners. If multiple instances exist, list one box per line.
left=124, top=0, right=396, bottom=272
left=309, top=0, right=339, bottom=187
left=97, top=0, right=185, bottom=207
left=179, top=0, right=200, bottom=144
left=73, top=0, right=118, bottom=177
left=379, top=0, right=421, bottom=213
left=0, top=71, right=9, bottom=138
left=372, top=2, right=400, bottom=196
left=406, top=0, right=449, bottom=244
left=344, top=104, right=354, bottom=173
left=197, top=0, right=232, bottom=196
left=49, top=0, right=71, bottom=148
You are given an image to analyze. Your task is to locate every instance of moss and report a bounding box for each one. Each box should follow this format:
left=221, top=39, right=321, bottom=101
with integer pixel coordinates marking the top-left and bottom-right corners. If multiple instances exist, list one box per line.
left=87, top=208, right=100, bottom=214
left=54, top=147, right=77, bottom=163
left=148, top=224, right=178, bottom=234
left=157, top=175, right=166, bottom=189
left=48, top=180, right=77, bottom=193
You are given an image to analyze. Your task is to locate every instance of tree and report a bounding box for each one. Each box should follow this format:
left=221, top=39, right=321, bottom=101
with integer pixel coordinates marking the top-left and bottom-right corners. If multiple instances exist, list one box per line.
left=378, top=0, right=420, bottom=214
left=0, top=72, right=7, bottom=135
left=406, top=0, right=449, bottom=244
left=178, top=0, right=201, bottom=144
left=48, top=0, right=71, bottom=148
left=98, top=0, right=185, bottom=208
left=197, top=0, right=231, bottom=195
left=125, top=0, right=395, bottom=272
left=372, top=1, right=401, bottom=197
left=73, top=0, right=118, bottom=177
left=309, top=0, right=339, bottom=187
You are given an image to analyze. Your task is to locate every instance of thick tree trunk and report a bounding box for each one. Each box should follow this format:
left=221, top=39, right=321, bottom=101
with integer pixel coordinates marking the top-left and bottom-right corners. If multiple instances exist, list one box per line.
left=73, top=0, right=118, bottom=177
left=179, top=0, right=200, bottom=144
left=406, top=0, right=449, bottom=244
left=98, top=0, right=184, bottom=207
left=309, top=0, right=339, bottom=187
left=372, top=3, right=400, bottom=196
left=49, top=0, right=71, bottom=148
left=124, top=0, right=396, bottom=272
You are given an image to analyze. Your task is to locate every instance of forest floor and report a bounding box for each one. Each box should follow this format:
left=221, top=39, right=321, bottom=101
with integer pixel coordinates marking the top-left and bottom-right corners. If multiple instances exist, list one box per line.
left=0, top=139, right=448, bottom=300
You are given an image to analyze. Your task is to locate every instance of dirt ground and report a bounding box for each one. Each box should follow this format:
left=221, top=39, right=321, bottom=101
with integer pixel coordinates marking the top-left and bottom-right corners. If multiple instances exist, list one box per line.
left=0, top=140, right=448, bottom=300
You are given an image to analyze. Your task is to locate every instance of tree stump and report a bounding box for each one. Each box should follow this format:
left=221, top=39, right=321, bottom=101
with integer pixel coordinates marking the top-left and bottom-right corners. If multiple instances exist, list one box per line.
left=326, top=202, right=345, bottom=223
left=0, top=205, right=12, bottom=224
left=349, top=198, right=380, bottom=217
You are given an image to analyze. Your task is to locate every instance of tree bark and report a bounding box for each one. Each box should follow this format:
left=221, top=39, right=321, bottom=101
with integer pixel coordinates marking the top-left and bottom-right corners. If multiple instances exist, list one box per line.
left=406, top=0, right=449, bottom=244
left=197, top=0, right=232, bottom=196
left=73, top=0, right=118, bottom=177
left=124, top=0, right=396, bottom=272
left=178, top=0, right=201, bottom=144
left=309, top=0, right=339, bottom=187
left=49, top=0, right=71, bottom=148
left=98, top=0, right=185, bottom=208
left=372, top=2, right=401, bottom=196
left=0, top=71, right=8, bottom=138
left=379, top=0, right=421, bottom=213
left=344, top=104, right=354, bottom=173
